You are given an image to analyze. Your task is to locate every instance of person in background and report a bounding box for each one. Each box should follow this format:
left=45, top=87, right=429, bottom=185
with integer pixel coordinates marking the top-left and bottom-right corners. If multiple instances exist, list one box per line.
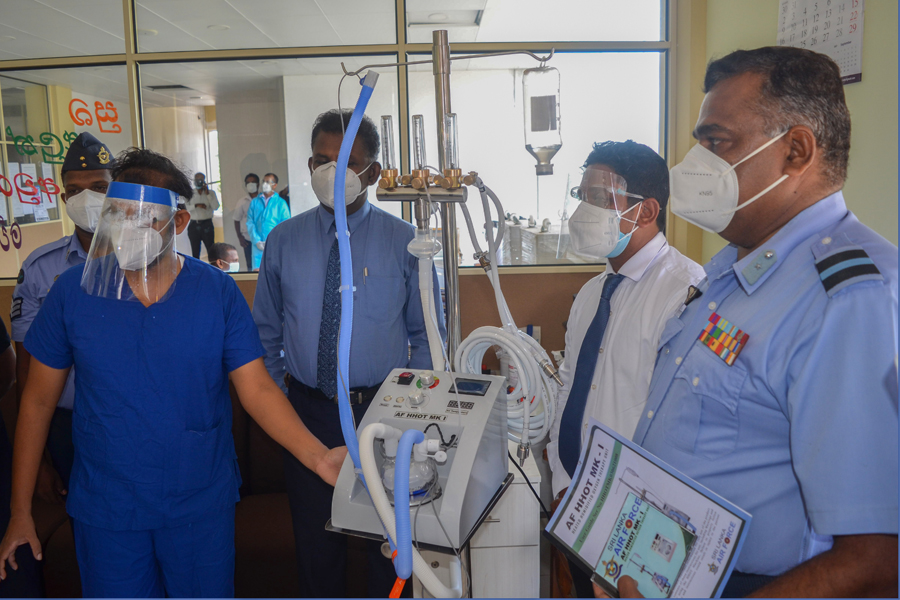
left=253, top=109, right=444, bottom=597
left=186, top=171, right=219, bottom=259
left=547, top=141, right=704, bottom=598
left=0, top=319, right=40, bottom=598
left=209, top=242, right=240, bottom=273
left=11, top=133, right=114, bottom=515
left=0, top=148, right=346, bottom=599
left=599, top=47, right=897, bottom=598
left=232, top=173, right=258, bottom=270
left=246, top=173, right=289, bottom=271
left=280, top=185, right=290, bottom=210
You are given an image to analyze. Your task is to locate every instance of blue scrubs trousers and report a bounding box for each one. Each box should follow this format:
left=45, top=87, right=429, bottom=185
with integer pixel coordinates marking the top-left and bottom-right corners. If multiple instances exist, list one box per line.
left=72, top=504, right=235, bottom=598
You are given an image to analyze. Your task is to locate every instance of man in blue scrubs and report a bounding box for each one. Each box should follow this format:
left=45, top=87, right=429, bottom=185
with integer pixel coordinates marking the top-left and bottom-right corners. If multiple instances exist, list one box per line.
left=598, top=47, right=897, bottom=598
left=253, top=109, right=444, bottom=597
left=0, top=148, right=346, bottom=598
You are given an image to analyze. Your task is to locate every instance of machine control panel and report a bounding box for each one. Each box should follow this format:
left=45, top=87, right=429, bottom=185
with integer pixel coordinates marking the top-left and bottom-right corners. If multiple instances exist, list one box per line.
left=332, top=367, right=509, bottom=550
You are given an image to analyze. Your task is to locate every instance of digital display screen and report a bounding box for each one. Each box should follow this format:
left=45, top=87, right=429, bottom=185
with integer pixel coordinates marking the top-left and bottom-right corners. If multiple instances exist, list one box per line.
left=448, top=378, right=491, bottom=397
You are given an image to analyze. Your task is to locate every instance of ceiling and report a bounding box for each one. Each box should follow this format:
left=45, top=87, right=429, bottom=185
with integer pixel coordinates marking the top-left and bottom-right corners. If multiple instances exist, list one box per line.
left=0, top=0, right=661, bottom=106
left=0, top=0, right=661, bottom=61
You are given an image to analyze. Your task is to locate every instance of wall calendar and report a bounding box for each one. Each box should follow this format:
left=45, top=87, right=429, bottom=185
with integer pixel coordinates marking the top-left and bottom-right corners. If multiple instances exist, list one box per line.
left=778, top=0, right=864, bottom=84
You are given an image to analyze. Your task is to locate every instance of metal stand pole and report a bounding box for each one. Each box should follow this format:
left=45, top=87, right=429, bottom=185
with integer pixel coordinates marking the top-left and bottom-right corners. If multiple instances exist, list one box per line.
left=433, top=30, right=461, bottom=367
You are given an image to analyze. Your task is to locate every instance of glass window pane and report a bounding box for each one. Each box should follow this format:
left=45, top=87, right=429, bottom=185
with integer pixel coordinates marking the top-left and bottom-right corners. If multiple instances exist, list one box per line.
left=406, top=0, right=664, bottom=44
left=0, top=0, right=125, bottom=60
left=141, top=56, right=401, bottom=272
left=136, top=0, right=397, bottom=53
left=407, top=51, right=662, bottom=267
left=0, top=65, right=132, bottom=277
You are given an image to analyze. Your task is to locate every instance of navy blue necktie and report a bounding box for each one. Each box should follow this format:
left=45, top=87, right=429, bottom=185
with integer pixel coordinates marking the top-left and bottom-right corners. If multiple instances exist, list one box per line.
left=316, top=239, right=341, bottom=398
left=558, top=273, right=625, bottom=477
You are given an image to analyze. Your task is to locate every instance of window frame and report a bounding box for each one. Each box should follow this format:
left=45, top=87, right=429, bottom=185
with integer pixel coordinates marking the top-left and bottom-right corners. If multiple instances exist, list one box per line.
left=0, top=0, right=674, bottom=276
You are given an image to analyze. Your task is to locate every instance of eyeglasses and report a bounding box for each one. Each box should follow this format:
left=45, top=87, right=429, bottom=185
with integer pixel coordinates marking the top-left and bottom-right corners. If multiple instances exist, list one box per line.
left=569, top=184, right=643, bottom=210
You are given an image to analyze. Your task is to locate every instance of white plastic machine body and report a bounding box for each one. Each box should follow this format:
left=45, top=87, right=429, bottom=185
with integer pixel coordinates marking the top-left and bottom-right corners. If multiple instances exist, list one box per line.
left=331, top=368, right=509, bottom=549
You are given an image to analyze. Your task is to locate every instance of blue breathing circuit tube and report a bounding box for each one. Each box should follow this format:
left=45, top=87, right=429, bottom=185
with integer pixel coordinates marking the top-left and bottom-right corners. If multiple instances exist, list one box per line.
left=333, top=71, right=405, bottom=558
left=394, top=429, right=425, bottom=580
left=334, top=70, right=379, bottom=472
left=334, top=73, right=461, bottom=597
left=335, top=71, right=427, bottom=586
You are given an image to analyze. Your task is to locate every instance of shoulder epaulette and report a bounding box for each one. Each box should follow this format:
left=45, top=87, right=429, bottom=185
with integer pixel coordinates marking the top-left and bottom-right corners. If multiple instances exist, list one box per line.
left=22, top=236, right=71, bottom=269
left=813, top=234, right=883, bottom=297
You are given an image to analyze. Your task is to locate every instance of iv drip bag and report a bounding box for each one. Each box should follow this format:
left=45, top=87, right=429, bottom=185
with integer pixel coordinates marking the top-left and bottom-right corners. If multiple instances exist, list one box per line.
left=523, top=66, right=562, bottom=176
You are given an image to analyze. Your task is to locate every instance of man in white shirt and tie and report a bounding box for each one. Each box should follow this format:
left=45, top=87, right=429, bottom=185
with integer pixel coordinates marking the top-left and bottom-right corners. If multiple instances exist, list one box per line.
left=547, top=140, right=704, bottom=598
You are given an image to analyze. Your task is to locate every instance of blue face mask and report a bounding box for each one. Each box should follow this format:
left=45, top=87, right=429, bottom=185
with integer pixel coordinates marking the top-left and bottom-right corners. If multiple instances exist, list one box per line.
left=606, top=229, right=633, bottom=258
left=568, top=200, right=642, bottom=261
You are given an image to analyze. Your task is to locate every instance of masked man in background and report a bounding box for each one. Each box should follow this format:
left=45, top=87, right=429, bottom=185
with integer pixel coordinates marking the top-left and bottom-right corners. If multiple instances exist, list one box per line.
left=0, top=148, right=346, bottom=598
left=232, top=173, right=259, bottom=270
left=11, top=133, right=114, bottom=510
left=548, top=140, right=704, bottom=597
left=253, top=109, right=444, bottom=597
left=246, top=172, right=289, bottom=271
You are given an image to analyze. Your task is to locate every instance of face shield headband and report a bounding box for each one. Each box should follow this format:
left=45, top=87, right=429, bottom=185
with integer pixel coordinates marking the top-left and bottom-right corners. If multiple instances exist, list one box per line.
left=81, top=181, right=183, bottom=303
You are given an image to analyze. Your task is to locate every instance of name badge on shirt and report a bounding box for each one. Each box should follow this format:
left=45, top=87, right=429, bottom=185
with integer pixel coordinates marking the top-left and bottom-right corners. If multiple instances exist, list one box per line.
left=698, top=312, right=749, bottom=366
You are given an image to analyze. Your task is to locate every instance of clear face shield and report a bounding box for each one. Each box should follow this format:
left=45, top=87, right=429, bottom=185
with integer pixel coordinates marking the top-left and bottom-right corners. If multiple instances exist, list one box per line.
left=557, top=168, right=643, bottom=261
left=81, top=181, right=183, bottom=303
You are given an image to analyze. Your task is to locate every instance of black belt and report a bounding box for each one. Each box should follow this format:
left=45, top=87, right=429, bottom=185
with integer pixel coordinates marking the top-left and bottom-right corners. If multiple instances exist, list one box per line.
left=288, top=375, right=379, bottom=406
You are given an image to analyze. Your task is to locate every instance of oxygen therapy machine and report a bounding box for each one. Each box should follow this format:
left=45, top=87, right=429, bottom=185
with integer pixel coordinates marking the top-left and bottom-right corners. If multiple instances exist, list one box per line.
left=327, top=30, right=562, bottom=598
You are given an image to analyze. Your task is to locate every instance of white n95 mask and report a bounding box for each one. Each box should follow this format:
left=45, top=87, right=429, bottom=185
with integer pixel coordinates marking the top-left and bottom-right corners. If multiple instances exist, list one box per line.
left=261, top=181, right=274, bottom=194
left=311, top=162, right=372, bottom=209
left=227, top=261, right=240, bottom=273
left=65, top=189, right=106, bottom=233
left=110, top=221, right=165, bottom=271
left=567, top=201, right=641, bottom=260
left=669, top=131, right=789, bottom=233
left=245, top=182, right=258, bottom=195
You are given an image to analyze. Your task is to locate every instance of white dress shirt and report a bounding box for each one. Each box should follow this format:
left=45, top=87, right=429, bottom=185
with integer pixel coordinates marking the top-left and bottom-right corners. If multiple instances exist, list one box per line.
left=187, top=189, right=219, bottom=221
left=233, top=195, right=251, bottom=237
left=547, top=232, right=705, bottom=496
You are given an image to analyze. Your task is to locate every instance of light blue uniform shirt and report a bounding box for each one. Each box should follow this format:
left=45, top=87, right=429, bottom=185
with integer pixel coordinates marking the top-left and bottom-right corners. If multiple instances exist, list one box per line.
left=253, top=201, right=445, bottom=392
left=634, top=192, right=898, bottom=576
left=11, top=234, right=88, bottom=410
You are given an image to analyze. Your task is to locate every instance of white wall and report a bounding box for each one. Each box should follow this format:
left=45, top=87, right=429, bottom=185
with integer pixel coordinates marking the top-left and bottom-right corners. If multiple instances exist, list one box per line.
left=407, top=52, right=661, bottom=265
left=702, top=0, right=898, bottom=262
left=215, top=84, right=289, bottom=270
left=143, top=103, right=208, bottom=256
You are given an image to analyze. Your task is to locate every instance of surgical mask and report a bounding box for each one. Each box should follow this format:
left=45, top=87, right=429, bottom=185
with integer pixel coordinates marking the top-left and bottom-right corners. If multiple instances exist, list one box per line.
left=262, top=181, right=274, bottom=194
left=669, top=131, right=789, bottom=233
left=311, top=162, right=372, bottom=209
left=245, top=182, right=258, bottom=195
left=110, top=221, right=165, bottom=271
left=227, top=261, right=240, bottom=273
left=65, top=189, right=106, bottom=233
left=568, top=201, right=641, bottom=260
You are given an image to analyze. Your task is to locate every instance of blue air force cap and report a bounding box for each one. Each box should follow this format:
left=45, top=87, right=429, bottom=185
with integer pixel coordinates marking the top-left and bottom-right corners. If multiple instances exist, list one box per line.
left=62, top=132, right=115, bottom=174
